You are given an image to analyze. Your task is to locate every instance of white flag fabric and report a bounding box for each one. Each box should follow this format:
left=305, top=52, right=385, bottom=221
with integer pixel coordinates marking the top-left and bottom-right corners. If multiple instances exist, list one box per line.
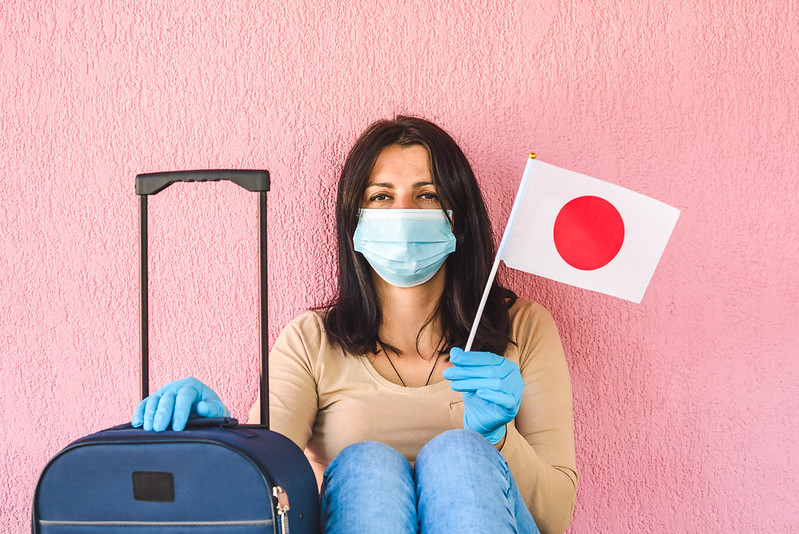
left=498, top=156, right=680, bottom=303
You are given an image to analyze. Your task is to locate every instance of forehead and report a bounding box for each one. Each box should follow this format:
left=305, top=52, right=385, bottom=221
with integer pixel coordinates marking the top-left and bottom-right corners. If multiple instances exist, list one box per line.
left=367, top=144, right=432, bottom=184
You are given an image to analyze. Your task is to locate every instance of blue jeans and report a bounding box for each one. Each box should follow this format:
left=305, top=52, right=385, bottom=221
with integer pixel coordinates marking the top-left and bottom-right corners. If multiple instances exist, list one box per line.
left=320, top=429, right=540, bottom=533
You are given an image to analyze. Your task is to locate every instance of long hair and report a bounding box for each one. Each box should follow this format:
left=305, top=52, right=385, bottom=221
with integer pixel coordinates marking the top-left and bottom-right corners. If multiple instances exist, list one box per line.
left=322, top=116, right=516, bottom=356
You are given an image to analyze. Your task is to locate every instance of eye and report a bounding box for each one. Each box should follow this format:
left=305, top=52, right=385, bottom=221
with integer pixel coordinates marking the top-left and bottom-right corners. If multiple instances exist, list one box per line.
left=368, top=192, right=392, bottom=203
left=417, top=191, right=440, bottom=202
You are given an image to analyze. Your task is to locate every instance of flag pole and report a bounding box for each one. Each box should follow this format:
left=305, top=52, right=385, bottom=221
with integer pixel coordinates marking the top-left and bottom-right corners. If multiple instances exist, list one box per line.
left=465, top=153, right=538, bottom=351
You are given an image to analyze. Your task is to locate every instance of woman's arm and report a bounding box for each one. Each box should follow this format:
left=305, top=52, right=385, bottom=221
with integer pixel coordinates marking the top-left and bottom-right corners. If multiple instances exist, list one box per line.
left=248, top=312, right=321, bottom=451
left=499, top=301, right=578, bottom=534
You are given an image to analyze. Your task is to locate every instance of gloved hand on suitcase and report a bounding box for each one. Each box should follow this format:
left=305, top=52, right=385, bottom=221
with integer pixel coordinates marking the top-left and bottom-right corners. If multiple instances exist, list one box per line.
left=443, top=348, right=524, bottom=445
left=132, top=377, right=230, bottom=432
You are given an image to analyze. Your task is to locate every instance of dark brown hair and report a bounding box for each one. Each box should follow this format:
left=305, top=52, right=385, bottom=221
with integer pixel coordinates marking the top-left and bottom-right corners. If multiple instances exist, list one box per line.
left=322, top=116, right=516, bottom=356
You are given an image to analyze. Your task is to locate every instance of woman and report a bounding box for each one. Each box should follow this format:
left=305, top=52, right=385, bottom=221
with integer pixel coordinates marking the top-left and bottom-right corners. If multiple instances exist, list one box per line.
left=133, top=116, right=577, bottom=533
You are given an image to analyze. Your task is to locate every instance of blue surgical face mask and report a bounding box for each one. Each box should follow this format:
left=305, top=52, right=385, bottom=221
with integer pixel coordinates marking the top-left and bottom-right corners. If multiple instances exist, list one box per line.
left=353, top=209, right=457, bottom=288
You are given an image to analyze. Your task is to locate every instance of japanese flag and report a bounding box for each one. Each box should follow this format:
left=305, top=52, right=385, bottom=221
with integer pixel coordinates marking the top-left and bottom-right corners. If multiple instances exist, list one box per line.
left=498, top=155, right=680, bottom=303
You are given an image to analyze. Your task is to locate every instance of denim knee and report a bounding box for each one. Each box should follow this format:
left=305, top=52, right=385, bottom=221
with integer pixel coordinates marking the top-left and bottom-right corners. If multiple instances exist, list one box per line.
left=327, top=441, right=409, bottom=478
left=417, top=428, right=501, bottom=467
left=322, top=442, right=417, bottom=534
left=415, top=430, right=526, bottom=534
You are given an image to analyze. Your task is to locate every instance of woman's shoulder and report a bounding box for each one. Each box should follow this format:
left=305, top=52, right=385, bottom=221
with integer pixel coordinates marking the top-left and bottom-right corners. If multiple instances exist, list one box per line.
left=508, top=297, right=552, bottom=320
left=507, top=297, right=560, bottom=338
left=271, top=309, right=340, bottom=374
left=504, top=296, right=568, bottom=369
left=276, top=310, right=327, bottom=347
left=278, top=309, right=328, bottom=344
left=285, top=308, right=326, bottom=328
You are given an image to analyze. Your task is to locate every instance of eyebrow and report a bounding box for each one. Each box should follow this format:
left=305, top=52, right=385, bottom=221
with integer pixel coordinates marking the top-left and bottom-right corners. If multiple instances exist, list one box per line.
left=365, top=181, right=435, bottom=189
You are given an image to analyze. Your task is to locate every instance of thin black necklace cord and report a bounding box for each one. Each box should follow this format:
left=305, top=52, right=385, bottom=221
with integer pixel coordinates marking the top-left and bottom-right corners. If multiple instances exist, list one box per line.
left=380, top=343, right=441, bottom=387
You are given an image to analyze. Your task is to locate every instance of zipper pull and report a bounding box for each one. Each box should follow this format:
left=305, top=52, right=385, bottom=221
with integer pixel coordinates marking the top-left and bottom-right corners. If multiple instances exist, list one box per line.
left=272, top=486, right=290, bottom=534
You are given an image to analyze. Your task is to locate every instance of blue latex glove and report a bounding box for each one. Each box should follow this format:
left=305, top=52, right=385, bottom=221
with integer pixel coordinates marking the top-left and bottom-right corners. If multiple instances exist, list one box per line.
left=443, top=347, right=524, bottom=445
left=131, top=377, right=229, bottom=432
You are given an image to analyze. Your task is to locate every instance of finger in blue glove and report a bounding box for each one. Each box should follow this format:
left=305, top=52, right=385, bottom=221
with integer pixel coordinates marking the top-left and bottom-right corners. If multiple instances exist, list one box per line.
left=448, top=347, right=507, bottom=367
left=463, top=391, right=509, bottom=445
left=131, top=377, right=229, bottom=432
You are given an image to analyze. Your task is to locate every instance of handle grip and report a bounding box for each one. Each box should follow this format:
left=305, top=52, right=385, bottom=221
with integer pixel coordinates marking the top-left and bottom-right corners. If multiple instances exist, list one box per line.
left=136, top=169, right=270, bottom=196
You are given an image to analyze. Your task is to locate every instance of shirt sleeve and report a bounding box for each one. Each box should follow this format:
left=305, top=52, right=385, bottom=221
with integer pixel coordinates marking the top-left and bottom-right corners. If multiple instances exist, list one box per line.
left=247, top=312, right=321, bottom=450
left=499, top=301, right=578, bottom=534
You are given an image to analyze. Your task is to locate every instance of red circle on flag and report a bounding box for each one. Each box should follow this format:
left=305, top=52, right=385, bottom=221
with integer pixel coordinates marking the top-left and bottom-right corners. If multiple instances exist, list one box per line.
left=553, top=196, right=625, bottom=270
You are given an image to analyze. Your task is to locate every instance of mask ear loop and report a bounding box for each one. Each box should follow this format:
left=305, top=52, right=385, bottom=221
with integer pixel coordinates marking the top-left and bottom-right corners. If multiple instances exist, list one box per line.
left=442, top=209, right=455, bottom=230
left=351, top=209, right=363, bottom=243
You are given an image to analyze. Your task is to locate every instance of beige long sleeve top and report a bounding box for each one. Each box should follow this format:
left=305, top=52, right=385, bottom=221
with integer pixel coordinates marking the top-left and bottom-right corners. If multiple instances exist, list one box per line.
left=249, top=299, right=577, bottom=534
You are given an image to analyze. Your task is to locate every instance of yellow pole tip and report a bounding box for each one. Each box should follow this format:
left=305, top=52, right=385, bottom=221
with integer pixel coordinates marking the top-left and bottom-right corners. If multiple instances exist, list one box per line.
left=529, top=152, right=537, bottom=159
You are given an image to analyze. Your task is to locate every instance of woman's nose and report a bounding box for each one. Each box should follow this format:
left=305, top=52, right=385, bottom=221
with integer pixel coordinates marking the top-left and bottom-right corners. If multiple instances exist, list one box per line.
left=393, top=193, right=415, bottom=209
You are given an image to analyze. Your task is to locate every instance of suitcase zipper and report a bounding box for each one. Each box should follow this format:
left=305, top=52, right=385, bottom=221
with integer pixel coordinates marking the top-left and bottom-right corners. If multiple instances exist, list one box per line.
left=273, top=486, right=290, bottom=534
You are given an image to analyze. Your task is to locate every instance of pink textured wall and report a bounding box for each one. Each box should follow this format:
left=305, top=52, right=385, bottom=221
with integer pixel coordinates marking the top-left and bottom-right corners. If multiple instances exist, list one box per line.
left=2, top=1, right=798, bottom=531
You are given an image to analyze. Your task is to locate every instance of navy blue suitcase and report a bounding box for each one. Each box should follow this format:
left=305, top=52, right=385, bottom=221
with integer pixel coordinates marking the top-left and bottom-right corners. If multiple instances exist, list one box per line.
left=32, top=170, right=321, bottom=534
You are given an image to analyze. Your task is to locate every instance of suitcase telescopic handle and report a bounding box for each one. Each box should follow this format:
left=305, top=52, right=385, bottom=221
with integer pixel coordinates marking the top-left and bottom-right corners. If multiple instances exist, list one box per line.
left=136, top=169, right=271, bottom=429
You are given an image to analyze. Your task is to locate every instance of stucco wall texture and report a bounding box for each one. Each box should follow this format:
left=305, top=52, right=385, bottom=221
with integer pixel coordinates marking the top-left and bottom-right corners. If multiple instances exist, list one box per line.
left=2, top=1, right=798, bottom=532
